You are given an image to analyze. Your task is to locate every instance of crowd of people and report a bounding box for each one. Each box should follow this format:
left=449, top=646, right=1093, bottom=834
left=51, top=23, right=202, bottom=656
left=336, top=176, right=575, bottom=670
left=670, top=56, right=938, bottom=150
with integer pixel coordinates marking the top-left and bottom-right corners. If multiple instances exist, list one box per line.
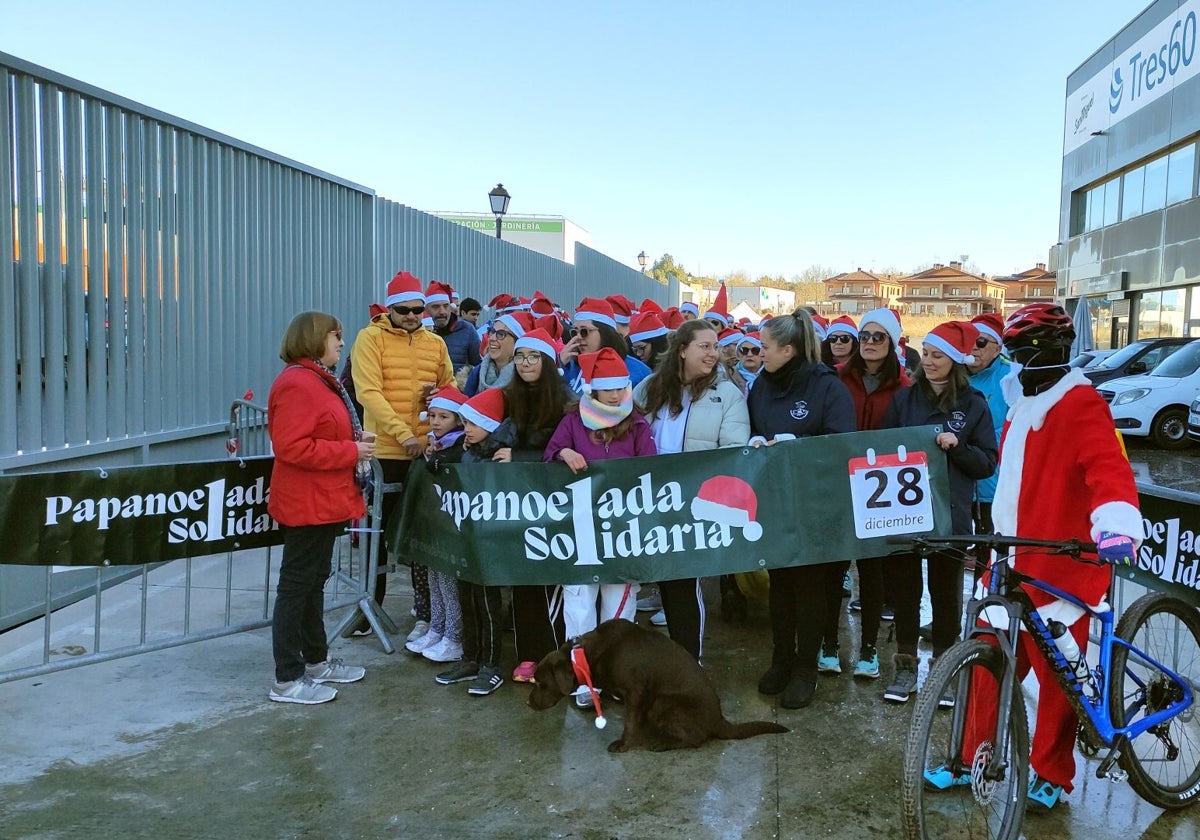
left=263, top=269, right=1142, bottom=812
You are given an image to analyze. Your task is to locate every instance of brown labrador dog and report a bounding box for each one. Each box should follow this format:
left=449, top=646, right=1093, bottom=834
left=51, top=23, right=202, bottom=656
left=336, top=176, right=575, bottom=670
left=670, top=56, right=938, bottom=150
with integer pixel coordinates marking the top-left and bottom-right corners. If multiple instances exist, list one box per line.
left=528, top=619, right=788, bottom=752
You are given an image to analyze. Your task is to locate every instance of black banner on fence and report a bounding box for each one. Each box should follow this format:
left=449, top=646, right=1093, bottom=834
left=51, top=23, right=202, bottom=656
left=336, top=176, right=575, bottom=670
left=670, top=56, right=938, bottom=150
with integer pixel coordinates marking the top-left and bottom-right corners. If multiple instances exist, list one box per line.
left=1118, top=485, right=1200, bottom=606
left=0, top=457, right=277, bottom=566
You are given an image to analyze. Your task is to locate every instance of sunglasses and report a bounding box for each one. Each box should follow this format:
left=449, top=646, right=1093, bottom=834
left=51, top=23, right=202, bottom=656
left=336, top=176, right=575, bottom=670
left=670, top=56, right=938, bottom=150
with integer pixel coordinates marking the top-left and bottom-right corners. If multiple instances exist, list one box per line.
left=490, top=329, right=513, bottom=341
left=975, top=336, right=994, bottom=349
left=576, top=327, right=594, bottom=338
left=389, top=304, right=425, bottom=316
left=858, top=331, right=889, bottom=344
left=513, top=353, right=543, bottom=365
left=738, top=346, right=761, bottom=355
left=828, top=334, right=854, bottom=344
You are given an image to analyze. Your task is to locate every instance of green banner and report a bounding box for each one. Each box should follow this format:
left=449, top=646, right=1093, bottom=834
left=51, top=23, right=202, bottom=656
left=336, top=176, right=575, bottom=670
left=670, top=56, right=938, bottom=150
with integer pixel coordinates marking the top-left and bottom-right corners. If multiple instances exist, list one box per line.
left=442, top=216, right=565, bottom=234
left=1119, top=486, right=1200, bottom=604
left=0, top=458, right=277, bottom=566
left=392, top=428, right=954, bottom=585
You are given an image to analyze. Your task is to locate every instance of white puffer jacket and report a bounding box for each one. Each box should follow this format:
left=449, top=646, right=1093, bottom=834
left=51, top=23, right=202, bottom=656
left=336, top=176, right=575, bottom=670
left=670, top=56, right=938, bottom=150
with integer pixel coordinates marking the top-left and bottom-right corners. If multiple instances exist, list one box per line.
left=633, top=378, right=750, bottom=451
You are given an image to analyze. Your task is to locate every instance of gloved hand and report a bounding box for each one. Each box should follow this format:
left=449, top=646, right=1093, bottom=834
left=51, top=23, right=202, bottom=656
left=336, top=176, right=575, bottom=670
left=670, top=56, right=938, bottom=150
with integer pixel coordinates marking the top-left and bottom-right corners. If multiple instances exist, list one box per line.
left=1097, top=531, right=1136, bottom=566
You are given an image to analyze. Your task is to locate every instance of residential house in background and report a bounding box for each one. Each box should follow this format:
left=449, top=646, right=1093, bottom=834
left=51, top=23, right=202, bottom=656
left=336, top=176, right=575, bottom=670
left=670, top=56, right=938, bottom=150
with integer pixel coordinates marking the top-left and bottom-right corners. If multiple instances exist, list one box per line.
left=824, top=269, right=903, bottom=314
left=995, top=263, right=1057, bottom=314
left=896, top=261, right=1007, bottom=317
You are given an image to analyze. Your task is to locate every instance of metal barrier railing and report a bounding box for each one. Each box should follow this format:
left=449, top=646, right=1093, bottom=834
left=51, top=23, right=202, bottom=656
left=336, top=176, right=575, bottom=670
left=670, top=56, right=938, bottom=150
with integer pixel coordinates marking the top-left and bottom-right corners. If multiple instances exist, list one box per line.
left=0, top=402, right=398, bottom=684
left=226, top=397, right=270, bottom=459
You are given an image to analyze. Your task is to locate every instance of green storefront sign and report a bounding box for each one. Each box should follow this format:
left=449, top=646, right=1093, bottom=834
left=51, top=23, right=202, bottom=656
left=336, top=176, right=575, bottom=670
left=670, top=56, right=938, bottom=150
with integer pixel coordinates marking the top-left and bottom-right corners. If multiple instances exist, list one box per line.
left=442, top=216, right=565, bottom=234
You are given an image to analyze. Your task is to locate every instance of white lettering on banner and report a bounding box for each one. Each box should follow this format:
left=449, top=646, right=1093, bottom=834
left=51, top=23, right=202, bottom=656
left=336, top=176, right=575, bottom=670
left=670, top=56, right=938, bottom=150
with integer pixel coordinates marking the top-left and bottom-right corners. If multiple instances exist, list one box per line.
left=847, top=447, right=934, bottom=539
left=42, top=477, right=275, bottom=544
left=1138, top=516, right=1200, bottom=591
left=1064, top=1, right=1200, bottom=154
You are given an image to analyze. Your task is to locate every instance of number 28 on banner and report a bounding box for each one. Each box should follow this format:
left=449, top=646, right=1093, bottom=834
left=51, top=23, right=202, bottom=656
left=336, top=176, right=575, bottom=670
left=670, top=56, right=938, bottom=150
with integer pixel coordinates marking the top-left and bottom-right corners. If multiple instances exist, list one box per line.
left=848, top=446, right=934, bottom=539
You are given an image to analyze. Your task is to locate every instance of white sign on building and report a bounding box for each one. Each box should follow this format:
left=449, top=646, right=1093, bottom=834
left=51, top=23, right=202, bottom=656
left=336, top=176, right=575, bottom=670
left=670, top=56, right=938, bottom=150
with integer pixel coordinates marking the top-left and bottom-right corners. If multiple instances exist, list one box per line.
left=433, top=213, right=592, bottom=264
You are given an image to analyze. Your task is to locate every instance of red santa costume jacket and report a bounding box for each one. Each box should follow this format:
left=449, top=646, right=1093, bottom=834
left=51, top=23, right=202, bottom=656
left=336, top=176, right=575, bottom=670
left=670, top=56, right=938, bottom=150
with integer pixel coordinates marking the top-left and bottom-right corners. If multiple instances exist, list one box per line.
left=989, top=367, right=1142, bottom=624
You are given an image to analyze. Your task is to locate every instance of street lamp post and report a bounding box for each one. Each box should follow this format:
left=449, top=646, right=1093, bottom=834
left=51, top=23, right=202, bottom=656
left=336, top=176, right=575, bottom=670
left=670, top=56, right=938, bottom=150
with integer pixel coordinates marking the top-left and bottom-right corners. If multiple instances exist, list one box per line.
left=638, top=250, right=648, bottom=273
left=488, top=183, right=511, bottom=239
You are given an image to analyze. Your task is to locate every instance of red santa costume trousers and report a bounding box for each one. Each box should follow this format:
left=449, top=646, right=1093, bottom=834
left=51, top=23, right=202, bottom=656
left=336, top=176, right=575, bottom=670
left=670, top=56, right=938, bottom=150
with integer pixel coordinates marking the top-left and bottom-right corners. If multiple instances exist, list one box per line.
left=962, top=614, right=1090, bottom=792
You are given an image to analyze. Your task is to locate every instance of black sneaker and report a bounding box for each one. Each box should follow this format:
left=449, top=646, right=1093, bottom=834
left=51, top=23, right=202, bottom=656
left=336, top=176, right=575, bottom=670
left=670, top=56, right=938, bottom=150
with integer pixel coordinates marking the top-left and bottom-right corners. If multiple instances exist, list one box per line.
left=881, top=604, right=895, bottom=622
left=780, top=669, right=817, bottom=709
left=467, top=665, right=504, bottom=696
left=883, top=655, right=919, bottom=703
left=435, top=660, right=479, bottom=685
left=848, top=599, right=862, bottom=612
left=758, top=662, right=792, bottom=695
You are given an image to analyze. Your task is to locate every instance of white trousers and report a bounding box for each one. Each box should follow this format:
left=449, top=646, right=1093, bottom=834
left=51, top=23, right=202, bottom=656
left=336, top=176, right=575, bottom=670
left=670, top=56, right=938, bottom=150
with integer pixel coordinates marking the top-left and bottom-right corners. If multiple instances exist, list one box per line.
left=562, top=583, right=640, bottom=639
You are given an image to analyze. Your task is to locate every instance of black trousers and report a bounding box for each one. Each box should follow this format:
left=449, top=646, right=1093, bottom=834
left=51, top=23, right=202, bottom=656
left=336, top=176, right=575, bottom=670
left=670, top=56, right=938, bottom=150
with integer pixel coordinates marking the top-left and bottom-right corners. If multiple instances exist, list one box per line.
left=769, top=563, right=838, bottom=672
left=272, top=522, right=343, bottom=682
left=853, top=556, right=887, bottom=651
left=885, top=552, right=963, bottom=657
left=821, top=561, right=852, bottom=646
left=658, top=578, right=705, bottom=661
left=458, top=581, right=503, bottom=668
left=511, top=585, right=565, bottom=663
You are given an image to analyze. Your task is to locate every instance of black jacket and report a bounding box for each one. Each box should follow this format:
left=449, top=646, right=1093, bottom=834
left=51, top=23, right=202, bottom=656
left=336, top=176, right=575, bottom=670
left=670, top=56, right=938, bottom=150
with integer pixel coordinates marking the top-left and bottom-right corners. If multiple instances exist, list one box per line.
left=461, top=418, right=517, bottom=464
left=747, top=360, right=856, bottom=439
left=881, top=382, right=998, bottom=533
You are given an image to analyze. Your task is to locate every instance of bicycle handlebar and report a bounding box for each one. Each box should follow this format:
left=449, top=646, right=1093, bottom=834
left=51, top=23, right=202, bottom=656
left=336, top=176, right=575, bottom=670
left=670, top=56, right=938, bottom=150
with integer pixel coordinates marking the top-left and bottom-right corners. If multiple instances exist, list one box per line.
left=886, top=533, right=1098, bottom=556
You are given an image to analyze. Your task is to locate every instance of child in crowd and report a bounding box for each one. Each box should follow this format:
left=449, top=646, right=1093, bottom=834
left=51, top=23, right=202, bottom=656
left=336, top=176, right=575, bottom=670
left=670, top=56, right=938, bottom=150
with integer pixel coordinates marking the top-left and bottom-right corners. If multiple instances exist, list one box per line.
left=432, top=387, right=514, bottom=697
left=406, top=387, right=468, bottom=663
left=544, top=348, right=657, bottom=707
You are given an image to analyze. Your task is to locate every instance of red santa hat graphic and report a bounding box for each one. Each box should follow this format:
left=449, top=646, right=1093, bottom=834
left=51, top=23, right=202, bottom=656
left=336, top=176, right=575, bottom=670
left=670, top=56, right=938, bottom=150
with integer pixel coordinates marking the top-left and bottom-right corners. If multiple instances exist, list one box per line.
left=690, top=476, right=762, bottom=542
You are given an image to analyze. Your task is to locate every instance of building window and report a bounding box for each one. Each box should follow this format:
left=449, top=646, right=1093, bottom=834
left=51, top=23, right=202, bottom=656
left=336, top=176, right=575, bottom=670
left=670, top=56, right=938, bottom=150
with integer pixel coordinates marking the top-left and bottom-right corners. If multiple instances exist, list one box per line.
left=1167, top=143, right=1196, bottom=206
left=1143, top=156, right=1168, bottom=213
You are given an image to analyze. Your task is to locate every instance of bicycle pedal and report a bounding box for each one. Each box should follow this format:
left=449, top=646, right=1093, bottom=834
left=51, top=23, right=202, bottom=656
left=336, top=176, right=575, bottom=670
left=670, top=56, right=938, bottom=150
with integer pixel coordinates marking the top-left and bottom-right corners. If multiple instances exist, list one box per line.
left=1105, top=768, right=1129, bottom=784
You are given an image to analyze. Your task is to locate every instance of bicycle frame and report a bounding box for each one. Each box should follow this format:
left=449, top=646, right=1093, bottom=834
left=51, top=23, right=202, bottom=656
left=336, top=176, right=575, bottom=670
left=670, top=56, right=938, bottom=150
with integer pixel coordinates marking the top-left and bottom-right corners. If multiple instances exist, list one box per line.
left=927, top=540, right=1195, bottom=784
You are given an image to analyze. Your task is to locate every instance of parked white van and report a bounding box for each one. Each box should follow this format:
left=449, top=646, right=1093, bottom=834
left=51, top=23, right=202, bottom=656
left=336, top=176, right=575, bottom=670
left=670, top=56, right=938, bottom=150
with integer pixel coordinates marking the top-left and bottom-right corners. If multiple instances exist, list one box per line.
left=1098, top=339, right=1200, bottom=450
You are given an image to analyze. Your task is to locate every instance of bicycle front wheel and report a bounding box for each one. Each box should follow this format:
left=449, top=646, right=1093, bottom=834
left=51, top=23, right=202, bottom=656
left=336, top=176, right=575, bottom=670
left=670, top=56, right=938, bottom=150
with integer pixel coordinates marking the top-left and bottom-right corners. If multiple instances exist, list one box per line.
left=901, top=638, right=1029, bottom=840
left=1110, top=592, right=1200, bottom=809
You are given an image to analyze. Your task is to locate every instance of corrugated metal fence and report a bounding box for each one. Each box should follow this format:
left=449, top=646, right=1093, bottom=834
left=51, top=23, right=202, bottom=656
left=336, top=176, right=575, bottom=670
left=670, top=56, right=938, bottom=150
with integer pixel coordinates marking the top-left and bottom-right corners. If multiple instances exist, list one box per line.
left=0, top=49, right=666, bottom=477
left=0, top=50, right=665, bottom=635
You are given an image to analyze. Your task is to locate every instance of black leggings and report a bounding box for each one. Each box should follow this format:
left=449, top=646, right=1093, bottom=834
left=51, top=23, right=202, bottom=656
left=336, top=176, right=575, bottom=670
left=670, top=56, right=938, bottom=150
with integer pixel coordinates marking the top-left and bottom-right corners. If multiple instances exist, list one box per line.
left=769, top=563, right=836, bottom=672
left=885, top=552, right=963, bottom=657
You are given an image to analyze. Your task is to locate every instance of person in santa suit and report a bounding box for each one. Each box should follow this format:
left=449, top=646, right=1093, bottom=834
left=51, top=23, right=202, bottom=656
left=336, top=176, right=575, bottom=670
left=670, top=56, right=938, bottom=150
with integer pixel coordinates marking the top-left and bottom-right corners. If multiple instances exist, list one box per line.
left=924, top=302, right=1141, bottom=812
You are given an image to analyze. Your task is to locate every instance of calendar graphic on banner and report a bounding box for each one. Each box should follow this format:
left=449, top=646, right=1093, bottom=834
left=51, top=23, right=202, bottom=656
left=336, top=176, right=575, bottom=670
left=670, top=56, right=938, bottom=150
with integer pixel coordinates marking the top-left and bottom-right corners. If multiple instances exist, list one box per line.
left=848, top=446, right=935, bottom=540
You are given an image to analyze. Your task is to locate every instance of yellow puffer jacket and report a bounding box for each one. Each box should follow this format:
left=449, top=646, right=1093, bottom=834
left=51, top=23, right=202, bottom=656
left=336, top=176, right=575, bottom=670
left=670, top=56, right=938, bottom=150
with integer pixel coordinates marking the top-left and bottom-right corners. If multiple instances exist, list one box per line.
left=350, top=314, right=455, bottom=460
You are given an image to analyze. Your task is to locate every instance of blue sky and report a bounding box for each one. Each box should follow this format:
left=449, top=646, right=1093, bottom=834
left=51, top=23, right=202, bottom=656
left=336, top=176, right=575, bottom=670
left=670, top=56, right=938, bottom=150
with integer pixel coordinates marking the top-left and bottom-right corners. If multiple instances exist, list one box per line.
left=2, top=1, right=1143, bottom=280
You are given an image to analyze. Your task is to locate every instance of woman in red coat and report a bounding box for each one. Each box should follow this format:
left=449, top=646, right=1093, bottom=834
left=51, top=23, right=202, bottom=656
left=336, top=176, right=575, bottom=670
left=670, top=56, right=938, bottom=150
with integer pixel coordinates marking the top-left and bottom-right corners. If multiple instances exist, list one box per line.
left=266, top=312, right=375, bottom=705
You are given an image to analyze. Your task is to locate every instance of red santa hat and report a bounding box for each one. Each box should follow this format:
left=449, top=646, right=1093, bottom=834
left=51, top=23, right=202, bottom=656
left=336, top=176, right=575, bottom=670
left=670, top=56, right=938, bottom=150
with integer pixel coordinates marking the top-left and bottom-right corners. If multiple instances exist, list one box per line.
left=738, top=334, right=763, bottom=350
left=662, top=307, right=685, bottom=330
left=495, top=311, right=535, bottom=339
left=420, top=386, right=468, bottom=422
left=809, top=313, right=827, bottom=340
left=971, top=312, right=1005, bottom=346
left=703, top=284, right=730, bottom=326
left=606, top=295, right=636, bottom=325
left=639, top=298, right=664, bottom=316
left=689, top=476, right=762, bottom=541
left=679, top=301, right=700, bottom=318
left=628, top=311, right=668, bottom=343
left=385, top=271, right=425, bottom=307
left=570, top=644, right=607, bottom=730
left=488, top=293, right=520, bottom=312
left=535, top=313, right=566, bottom=344
left=718, top=327, right=744, bottom=348
left=424, top=281, right=454, bottom=306
left=825, top=315, right=858, bottom=340
left=924, top=321, right=980, bottom=366
left=574, top=297, right=618, bottom=330
left=517, top=296, right=534, bottom=311
left=530, top=291, right=556, bottom=316
left=514, top=328, right=559, bottom=361
left=858, top=308, right=902, bottom=347
left=578, top=348, right=630, bottom=393
left=460, top=388, right=506, bottom=433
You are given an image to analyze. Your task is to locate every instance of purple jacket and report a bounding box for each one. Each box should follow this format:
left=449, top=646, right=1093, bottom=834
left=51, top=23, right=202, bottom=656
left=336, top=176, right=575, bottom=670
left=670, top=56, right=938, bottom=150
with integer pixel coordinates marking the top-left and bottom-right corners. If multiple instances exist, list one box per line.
left=544, top=410, right=657, bottom=463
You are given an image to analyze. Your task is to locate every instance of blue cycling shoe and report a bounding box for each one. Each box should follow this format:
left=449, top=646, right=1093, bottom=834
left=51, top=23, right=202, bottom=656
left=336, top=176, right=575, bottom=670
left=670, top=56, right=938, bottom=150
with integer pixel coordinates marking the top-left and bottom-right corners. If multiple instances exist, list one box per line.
left=923, top=765, right=971, bottom=791
left=1026, top=772, right=1063, bottom=811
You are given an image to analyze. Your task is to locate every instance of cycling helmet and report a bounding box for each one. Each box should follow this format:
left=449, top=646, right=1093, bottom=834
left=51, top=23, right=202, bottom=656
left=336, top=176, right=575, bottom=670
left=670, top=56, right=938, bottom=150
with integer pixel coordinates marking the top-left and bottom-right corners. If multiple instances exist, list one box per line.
left=1002, top=303, right=1075, bottom=351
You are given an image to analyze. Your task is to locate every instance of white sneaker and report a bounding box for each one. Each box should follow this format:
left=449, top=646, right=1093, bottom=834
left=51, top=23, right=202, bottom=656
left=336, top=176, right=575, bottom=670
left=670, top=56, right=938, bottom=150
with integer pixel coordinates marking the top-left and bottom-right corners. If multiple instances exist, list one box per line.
left=406, top=620, right=430, bottom=643
left=405, top=630, right=442, bottom=654
left=650, top=609, right=667, bottom=626
left=270, top=675, right=337, bottom=704
left=422, top=636, right=464, bottom=663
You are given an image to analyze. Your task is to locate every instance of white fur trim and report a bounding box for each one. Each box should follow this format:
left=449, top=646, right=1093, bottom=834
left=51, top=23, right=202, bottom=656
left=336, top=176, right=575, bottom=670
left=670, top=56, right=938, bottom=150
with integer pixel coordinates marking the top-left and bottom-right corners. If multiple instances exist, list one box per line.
left=425, top=292, right=451, bottom=305
left=974, top=322, right=1002, bottom=345
left=459, top=404, right=500, bottom=433
left=680, top=302, right=699, bottom=316
left=629, top=324, right=668, bottom=343
left=859, top=309, right=902, bottom=346
left=496, top=314, right=527, bottom=338
left=385, top=292, right=426, bottom=307
left=703, top=310, right=730, bottom=326
left=574, top=310, right=618, bottom=330
left=514, top=335, right=556, bottom=360
left=691, top=496, right=751, bottom=529
left=428, top=396, right=465, bottom=416
left=923, top=332, right=971, bottom=365
left=1089, top=501, right=1143, bottom=548
left=587, top=375, right=630, bottom=391
left=826, top=322, right=857, bottom=338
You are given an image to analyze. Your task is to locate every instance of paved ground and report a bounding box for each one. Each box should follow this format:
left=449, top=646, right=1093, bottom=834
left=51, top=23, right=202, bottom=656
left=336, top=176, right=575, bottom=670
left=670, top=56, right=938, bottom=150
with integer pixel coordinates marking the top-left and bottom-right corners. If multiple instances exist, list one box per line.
left=1, top=442, right=1198, bottom=839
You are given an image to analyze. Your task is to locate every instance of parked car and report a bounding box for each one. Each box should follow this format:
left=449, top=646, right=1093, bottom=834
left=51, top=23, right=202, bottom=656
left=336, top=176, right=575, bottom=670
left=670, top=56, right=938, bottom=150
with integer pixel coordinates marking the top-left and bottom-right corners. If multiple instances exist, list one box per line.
left=1098, top=340, right=1200, bottom=449
left=1069, top=349, right=1117, bottom=369
left=1189, top=396, right=1200, bottom=444
left=1083, top=337, right=1196, bottom=385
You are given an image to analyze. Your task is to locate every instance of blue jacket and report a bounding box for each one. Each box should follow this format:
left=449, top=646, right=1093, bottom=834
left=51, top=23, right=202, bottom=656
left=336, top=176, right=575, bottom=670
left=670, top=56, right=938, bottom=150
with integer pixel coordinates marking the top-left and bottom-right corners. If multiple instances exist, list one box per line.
left=746, top=360, right=856, bottom=440
left=562, top=354, right=651, bottom=395
left=881, top=382, right=998, bottom=534
left=969, top=356, right=1011, bottom=503
left=436, top=316, right=481, bottom=370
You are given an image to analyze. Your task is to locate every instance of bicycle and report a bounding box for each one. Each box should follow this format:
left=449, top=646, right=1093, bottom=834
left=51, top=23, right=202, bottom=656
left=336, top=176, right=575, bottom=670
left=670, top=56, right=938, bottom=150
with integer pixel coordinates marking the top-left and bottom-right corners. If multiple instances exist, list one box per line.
left=893, top=533, right=1200, bottom=840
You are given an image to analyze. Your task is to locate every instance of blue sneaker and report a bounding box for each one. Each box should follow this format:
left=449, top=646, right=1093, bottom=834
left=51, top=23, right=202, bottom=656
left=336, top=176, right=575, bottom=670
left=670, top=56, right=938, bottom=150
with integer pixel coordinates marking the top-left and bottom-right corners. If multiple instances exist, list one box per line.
left=817, top=644, right=841, bottom=674
left=1027, top=772, right=1063, bottom=811
left=854, top=646, right=880, bottom=679
left=924, top=764, right=971, bottom=791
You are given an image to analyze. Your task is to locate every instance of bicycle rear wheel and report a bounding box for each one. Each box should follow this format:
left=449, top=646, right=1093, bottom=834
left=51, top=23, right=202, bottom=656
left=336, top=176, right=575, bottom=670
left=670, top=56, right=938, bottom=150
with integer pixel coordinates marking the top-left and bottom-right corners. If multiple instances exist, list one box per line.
left=901, top=639, right=1028, bottom=840
left=1110, top=592, right=1200, bottom=809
